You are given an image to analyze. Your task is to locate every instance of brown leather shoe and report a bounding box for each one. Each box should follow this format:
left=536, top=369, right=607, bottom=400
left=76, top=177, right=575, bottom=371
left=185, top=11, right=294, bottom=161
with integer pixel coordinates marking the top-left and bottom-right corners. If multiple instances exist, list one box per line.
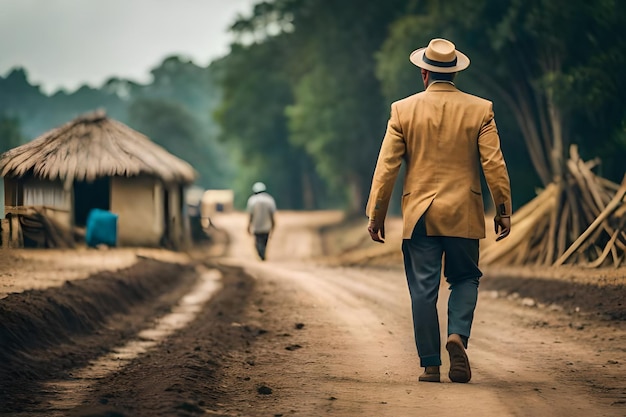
left=418, top=366, right=440, bottom=382
left=446, top=334, right=471, bottom=383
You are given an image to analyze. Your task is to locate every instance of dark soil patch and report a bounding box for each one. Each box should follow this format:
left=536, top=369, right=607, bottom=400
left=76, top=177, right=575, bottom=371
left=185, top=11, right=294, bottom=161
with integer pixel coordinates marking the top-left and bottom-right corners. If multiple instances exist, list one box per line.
left=0, top=258, right=198, bottom=412
left=66, top=264, right=257, bottom=417
left=481, top=275, right=626, bottom=321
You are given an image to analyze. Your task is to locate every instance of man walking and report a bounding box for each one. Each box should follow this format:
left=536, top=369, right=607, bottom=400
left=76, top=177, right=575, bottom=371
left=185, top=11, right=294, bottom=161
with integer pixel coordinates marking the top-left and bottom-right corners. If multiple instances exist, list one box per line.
left=366, top=38, right=512, bottom=383
left=247, top=181, right=276, bottom=261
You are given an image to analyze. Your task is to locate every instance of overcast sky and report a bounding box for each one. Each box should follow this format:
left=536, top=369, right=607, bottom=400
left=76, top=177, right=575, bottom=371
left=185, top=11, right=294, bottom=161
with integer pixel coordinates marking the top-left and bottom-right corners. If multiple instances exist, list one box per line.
left=0, top=0, right=257, bottom=94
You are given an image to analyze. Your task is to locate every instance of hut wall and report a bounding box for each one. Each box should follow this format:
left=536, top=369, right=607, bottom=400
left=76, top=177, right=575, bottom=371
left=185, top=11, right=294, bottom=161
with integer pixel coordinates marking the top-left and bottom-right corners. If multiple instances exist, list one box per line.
left=111, top=176, right=163, bottom=246
left=3, top=178, right=71, bottom=227
left=23, top=178, right=72, bottom=227
left=23, top=179, right=70, bottom=208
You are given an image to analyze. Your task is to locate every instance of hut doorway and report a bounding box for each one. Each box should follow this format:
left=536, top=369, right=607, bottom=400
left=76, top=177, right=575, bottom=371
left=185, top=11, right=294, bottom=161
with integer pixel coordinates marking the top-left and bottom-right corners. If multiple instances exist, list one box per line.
left=162, top=187, right=171, bottom=246
left=74, top=178, right=110, bottom=226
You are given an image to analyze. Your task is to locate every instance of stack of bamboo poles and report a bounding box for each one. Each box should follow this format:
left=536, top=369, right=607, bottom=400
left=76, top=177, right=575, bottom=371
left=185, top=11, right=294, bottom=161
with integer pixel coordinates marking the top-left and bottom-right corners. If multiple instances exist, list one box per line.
left=482, top=145, right=626, bottom=268
left=0, top=216, right=22, bottom=248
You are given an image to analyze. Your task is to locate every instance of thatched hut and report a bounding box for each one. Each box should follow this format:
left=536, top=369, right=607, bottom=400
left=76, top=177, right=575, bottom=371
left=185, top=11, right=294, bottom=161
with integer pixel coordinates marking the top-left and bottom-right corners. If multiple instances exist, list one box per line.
left=0, top=110, right=197, bottom=248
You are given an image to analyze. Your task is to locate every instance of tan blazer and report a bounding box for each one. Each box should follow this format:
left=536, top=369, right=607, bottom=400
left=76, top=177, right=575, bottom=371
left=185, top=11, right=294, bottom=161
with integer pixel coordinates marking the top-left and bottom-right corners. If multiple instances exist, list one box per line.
left=366, top=82, right=512, bottom=239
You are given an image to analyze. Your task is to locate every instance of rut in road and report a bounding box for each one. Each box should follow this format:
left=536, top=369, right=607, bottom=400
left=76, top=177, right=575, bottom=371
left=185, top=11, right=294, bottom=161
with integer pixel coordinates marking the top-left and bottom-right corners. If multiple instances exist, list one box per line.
left=42, top=267, right=222, bottom=414
left=47, top=264, right=257, bottom=417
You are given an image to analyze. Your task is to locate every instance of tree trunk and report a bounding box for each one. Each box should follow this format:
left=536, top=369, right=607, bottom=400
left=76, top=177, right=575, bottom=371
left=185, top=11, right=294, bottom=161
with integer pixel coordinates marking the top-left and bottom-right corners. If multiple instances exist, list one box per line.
left=346, top=175, right=363, bottom=215
left=301, top=171, right=316, bottom=210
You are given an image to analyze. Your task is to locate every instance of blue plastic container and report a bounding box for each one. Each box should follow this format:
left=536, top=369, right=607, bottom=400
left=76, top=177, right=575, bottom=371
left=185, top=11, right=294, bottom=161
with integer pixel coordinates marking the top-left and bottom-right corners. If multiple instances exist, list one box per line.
left=86, top=209, right=118, bottom=247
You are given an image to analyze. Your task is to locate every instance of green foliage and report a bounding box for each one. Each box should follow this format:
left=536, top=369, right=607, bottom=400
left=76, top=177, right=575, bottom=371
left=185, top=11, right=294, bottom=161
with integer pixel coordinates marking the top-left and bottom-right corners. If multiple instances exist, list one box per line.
left=377, top=0, right=626, bottom=203
left=127, top=56, right=235, bottom=189
left=0, top=68, right=127, bottom=139
left=0, top=115, right=24, bottom=153
left=218, top=0, right=410, bottom=211
left=214, top=35, right=327, bottom=210
left=470, top=0, right=626, bottom=182
left=127, top=98, right=233, bottom=189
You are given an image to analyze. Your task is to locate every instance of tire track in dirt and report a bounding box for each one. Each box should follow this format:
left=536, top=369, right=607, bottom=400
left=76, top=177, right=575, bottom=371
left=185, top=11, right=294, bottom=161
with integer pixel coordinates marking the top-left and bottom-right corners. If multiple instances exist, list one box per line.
left=0, top=258, right=199, bottom=413
left=41, top=267, right=222, bottom=415
left=53, top=264, right=257, bottom=417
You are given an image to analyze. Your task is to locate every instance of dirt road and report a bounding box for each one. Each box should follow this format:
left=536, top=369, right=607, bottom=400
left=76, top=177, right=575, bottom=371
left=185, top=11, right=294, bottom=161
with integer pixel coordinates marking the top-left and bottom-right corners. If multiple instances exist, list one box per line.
left=208, top=211, right=626, bottom=417
left=1, top=211, right=625, bottom=416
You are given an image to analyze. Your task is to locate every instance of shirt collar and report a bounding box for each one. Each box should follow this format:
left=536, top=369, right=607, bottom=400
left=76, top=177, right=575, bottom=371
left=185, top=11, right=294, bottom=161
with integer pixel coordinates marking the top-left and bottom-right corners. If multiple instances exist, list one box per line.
left=426, top=81, right=458, bottom=92
left=430, top=80, right=455, bottom=86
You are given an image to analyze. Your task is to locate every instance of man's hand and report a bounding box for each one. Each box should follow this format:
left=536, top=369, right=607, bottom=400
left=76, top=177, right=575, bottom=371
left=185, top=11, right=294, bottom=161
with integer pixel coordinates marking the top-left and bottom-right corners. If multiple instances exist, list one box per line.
left=494, top=215, right=511, bottom=241
left=368, top=218, right=385, bottom=243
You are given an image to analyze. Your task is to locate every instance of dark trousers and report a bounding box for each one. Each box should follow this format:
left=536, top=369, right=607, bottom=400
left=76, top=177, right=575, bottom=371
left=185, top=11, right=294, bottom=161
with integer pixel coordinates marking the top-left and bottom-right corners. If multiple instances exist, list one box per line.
left=254, top=233, right=270, bottom=260
left=401, top=217, right=482, bottom=367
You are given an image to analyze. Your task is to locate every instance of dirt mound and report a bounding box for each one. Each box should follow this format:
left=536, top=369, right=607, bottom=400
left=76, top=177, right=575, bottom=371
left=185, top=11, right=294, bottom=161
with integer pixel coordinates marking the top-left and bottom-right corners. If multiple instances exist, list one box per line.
left=0, top=257, right=198, bottom=411
left=65, top=264, right=255, bottom=417
left=481, top=276, right=626, bottom=320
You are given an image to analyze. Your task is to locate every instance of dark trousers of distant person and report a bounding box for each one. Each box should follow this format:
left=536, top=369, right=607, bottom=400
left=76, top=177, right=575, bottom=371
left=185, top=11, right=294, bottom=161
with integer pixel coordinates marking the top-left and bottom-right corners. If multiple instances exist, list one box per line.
left=254, top=233, right=270, bottom=261
left=401, top=216, right=482, bottom=367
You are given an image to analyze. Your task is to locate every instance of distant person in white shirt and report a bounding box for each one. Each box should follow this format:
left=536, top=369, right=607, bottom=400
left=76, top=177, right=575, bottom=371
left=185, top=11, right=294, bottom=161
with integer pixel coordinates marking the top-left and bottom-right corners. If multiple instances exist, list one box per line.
left=246, top=182, right=276, bottom=261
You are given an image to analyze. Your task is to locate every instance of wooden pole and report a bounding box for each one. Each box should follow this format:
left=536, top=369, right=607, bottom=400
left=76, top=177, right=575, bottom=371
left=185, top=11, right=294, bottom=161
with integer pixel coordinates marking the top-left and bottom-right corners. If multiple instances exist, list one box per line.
left=554, top=175, right=626, bottom=266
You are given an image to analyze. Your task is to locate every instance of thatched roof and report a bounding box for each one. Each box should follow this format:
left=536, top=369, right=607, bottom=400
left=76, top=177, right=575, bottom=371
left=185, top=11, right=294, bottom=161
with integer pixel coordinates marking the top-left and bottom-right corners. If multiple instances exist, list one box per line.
left=0, top=111, right=197, bottom=186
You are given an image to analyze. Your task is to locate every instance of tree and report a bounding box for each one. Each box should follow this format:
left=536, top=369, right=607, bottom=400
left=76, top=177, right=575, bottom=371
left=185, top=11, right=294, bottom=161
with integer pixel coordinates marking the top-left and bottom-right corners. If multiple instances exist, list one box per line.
left=461, top=0, right=626, bottom=267
left=213, top=33, right=325, bottom=210
left=0, top=115, right=23, bottom=153
left=283, top=0, right=406, bottom=212
left=128, top=98, right=234, bottom=189
left=0, top=68, right=52, bottom=139
left=220, top=0, right=409, bottom=212
left=377, top=0, right=626, bottom=266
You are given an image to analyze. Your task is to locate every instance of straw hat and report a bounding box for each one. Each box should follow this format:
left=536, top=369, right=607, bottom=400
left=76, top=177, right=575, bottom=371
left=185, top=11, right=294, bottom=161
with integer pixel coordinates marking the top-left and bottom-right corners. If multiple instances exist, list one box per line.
left=410, top=38, right=470, bottom=73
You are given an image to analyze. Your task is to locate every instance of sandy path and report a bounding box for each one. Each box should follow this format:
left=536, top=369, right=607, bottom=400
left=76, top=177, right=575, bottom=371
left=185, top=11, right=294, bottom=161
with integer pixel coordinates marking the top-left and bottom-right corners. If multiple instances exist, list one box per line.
left=211, top=211, right=626, bottom=417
